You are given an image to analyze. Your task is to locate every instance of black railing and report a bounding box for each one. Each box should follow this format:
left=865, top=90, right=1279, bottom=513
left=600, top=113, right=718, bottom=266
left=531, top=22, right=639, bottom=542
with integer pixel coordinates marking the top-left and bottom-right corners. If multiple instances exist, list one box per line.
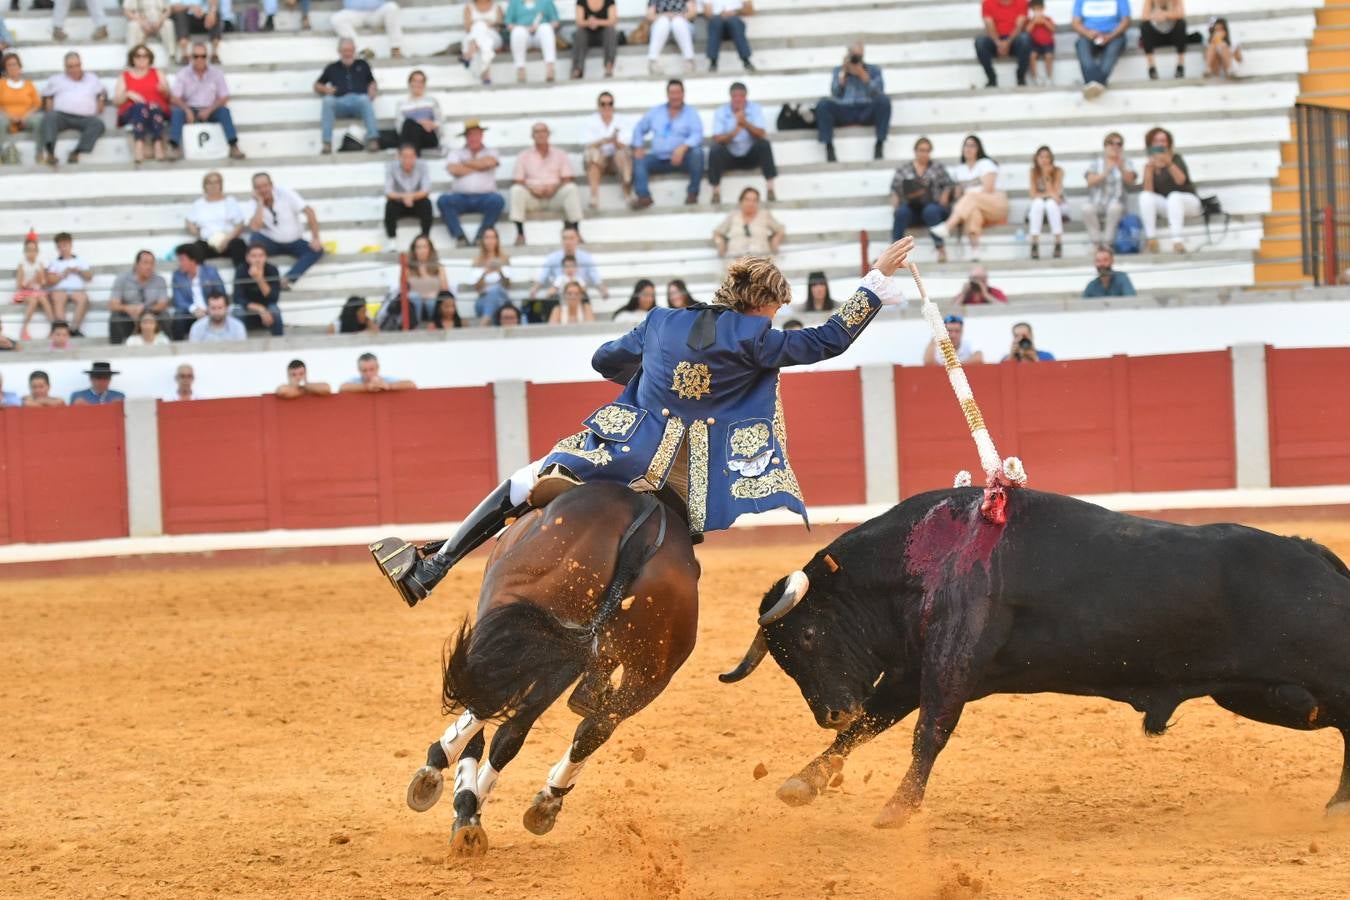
left=1295, top=103, right=1350, bottom=286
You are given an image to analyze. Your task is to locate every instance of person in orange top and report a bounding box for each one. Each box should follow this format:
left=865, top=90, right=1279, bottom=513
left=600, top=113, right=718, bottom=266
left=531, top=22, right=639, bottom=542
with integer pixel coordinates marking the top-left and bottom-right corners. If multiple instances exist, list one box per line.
left=115, top=44, right=171, bottom=164
left=0, top=52, right=42, bottom=162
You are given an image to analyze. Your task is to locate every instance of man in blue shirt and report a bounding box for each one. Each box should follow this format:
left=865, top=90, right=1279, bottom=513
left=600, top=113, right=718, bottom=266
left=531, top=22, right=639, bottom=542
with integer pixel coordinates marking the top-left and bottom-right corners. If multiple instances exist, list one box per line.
left=708, top=82, right=776, bottom=206
left=630, top=79, right=705, bottom=209
left=814, top=40, right=891, bottom=163
left=70, top=362, right=126, bottom=405
left=1082, top=247, right=1136, bottom=297
left=1072, top=0, right=1131, bottom=98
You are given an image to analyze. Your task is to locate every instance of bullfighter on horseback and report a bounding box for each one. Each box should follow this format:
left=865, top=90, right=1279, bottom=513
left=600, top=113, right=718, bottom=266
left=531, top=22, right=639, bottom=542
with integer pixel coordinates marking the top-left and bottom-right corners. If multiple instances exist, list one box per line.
left=375, top=236, right=915, bottom=606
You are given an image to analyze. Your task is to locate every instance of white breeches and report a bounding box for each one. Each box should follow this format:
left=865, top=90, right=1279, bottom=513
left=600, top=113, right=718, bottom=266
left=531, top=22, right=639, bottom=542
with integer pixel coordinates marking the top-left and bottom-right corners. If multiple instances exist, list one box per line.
left=1027, top=197, right=1064, bottom=237
left=1138, top=190, right=1201, bottom=242
left=510, top=23, right=557, bottom=66
left=648, top=14, right=694, bottom=60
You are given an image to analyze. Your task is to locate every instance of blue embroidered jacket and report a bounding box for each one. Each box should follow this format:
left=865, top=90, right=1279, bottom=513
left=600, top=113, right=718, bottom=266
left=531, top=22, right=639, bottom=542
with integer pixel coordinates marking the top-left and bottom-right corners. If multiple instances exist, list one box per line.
left=538, top=277, right=886, bottom=533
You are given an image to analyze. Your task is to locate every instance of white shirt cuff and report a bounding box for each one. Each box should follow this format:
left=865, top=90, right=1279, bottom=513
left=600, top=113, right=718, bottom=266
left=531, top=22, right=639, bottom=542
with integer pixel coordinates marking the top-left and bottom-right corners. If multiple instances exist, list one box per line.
left=861, top=269, right=903, bottom=306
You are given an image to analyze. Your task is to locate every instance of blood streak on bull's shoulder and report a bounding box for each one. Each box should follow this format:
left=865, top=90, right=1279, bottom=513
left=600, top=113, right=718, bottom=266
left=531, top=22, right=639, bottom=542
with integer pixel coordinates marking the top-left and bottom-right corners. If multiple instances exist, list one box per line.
left=903, top=496, right=1008, bottom=638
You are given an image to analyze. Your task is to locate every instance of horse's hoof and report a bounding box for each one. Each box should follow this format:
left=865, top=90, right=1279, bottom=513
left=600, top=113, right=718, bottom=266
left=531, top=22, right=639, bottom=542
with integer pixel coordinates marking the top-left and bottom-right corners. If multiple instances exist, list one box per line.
left=871, top=802, right=915, bottom=830
left=449, top=819, right=489, bottom=857
left=776, top=777, right=819, bottom=807
left=1326, top=800, right=1350, bottom=819
left=522, top=789, right=564, bottom=836
left=406, top=765, right=444, bottom=812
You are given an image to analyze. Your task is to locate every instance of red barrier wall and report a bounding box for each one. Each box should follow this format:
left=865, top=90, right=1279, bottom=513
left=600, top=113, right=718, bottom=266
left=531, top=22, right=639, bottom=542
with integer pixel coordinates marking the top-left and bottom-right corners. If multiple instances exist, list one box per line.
left=157, top=388, right=497, bottom=534
left=895, top=352, right=1236, bottom=495
left=0, top=405, right=128, bottom=544
left=1267, top=347, right=1350, bottom=487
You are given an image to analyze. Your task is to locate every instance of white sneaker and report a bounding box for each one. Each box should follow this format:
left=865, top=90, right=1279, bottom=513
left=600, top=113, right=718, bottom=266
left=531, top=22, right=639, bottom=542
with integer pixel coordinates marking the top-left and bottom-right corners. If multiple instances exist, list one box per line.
left=929, top=222, right=950, bottom=242
left=1082, top=81, right=1105, bottom=99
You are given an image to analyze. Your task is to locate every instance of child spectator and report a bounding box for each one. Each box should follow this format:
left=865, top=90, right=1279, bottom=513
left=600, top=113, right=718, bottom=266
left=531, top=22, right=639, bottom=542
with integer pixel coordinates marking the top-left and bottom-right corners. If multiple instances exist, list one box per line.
left=49, top=320, right=73, bottom=350
left=124, top=311, right=171, bottom=346
left=1027, top=0, right=1055, bottom=86
left=24, top=370, right=66, bottom=407
left=14, top=237, right=52, bottom=341
left=45, top=232, right=92, bottom=337
left=548, top=254, right=580, bottom=299
left=1205, top=17, right=1242, bottom=79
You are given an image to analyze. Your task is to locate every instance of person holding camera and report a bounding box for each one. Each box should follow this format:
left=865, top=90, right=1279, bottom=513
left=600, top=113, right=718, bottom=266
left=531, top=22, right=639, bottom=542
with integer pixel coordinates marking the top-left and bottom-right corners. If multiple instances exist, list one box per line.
left=890, top=136, right=954, bottom=261
left=1003, top=321, right=1055, bottom=362
left=953, top=264, right=1008, bottom=306
left=814, top=40, right=891, bottom=163
left=1138, top=125, right=1200, bottom=254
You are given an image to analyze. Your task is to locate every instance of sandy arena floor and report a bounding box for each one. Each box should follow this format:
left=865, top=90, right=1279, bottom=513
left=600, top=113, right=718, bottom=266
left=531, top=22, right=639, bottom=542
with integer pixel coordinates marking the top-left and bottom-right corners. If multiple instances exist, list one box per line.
left=4, top=519, right=1350, bottom=899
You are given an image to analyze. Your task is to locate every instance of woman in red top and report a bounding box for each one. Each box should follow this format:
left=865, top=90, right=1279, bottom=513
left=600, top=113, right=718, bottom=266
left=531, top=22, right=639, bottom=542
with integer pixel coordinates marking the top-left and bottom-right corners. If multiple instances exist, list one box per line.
left=114, top=44, right=170, bottom=164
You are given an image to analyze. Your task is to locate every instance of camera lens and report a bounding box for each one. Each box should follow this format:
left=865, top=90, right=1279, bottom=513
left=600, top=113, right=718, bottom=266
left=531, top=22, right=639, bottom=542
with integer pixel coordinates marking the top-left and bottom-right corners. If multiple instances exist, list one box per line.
left=1018, top=338, right=1032, bottom=350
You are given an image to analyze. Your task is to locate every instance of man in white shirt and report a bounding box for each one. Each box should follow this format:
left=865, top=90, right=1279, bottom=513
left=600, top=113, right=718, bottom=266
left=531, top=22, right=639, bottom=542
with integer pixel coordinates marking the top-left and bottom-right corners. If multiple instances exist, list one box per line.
left=164, top=364, right=197, bottom=401
left=188, top=292, right=247, bottom=342
left=436, top=119, right=506, bottom=248
left=529, top=224, right=607, bottom=300
left=40, top=52, right=107, bottom=166
left=583, top=91, right=631, bottom=210
left=247, top=171, right=325, bottom=288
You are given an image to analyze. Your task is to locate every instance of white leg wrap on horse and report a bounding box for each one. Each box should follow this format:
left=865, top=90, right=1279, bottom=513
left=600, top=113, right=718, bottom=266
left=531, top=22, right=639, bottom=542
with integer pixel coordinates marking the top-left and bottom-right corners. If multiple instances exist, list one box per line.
left=546, top=748, right=586, bottom=794
left=440, top=711, right=484, bottom=762
left=454, top=756, right=479, bottom=798
left=508, top=459, right=542, bottom=506
left=476, top=760, right=500, bottom=803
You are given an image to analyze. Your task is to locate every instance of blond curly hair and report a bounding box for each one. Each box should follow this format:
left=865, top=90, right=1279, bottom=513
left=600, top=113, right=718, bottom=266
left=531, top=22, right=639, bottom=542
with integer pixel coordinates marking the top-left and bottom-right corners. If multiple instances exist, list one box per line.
left=713, top=257, right=792, bottom=313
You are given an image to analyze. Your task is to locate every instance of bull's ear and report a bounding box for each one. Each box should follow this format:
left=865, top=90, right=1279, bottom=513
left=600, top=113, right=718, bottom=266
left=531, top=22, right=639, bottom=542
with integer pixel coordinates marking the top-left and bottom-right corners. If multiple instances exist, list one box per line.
left=757, top=570, right=810, bottom=627
left=719, top=630, right=768, bottom=683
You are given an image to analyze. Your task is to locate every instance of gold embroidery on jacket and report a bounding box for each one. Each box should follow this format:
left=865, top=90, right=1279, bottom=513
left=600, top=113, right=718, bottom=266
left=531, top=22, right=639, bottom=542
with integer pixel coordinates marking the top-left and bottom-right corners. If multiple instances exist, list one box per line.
left=730, top=467, right=803, bottom=501
left=688, top=419, right=709, bottom=532
left=552, top=431, right=613, bottom=467
left=837, top=290, right=874, bottom=328
left=591, top=404, right=639, bottom=436
left=671, top=361, right=712, bottom=400
left=633, top=416, right=686, bottom=489
left=729, top=422, right=771, bottom=459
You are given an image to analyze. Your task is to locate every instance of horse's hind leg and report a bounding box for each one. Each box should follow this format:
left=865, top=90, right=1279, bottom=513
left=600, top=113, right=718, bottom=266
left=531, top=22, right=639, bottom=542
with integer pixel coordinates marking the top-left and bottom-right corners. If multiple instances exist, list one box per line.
left=448, top=730, right=490, bottom=857
left=1329, top=728, right=1350, bottom=816
left=407, top=711, right=484, bottom=813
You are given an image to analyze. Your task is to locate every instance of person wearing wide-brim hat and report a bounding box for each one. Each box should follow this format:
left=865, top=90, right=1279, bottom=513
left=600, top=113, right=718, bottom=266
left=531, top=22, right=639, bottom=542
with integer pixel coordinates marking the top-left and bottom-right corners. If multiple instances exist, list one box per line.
left=71, top=361, right=127, bottom=406
left=437, top=118, right=505, bottom=249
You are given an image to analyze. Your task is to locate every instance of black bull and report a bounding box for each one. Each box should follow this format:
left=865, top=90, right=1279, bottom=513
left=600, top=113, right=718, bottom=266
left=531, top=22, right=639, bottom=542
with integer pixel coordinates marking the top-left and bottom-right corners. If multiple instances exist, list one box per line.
left=722, top=487, right=1350, bottom=828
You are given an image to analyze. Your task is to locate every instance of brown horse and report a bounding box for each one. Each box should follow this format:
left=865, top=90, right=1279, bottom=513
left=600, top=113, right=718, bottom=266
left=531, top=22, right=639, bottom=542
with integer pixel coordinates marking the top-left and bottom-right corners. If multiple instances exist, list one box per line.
left=398, top=482, right=699, bottom=855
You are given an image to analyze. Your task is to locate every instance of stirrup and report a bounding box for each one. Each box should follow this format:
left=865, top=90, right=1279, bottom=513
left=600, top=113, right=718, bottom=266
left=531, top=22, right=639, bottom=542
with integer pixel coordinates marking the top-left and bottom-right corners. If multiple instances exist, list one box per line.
left=370, top=536, right=422, bottom=607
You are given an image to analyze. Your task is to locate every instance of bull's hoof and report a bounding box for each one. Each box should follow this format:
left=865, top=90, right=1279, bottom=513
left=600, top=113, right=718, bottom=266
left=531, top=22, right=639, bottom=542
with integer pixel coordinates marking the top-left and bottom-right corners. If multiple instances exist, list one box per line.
left=872, top=801, right=916, bottom=830
left=449, top=818, right=489, bottom=857
left=1326, top=800, right=1350, bottom=819
left=406, top=765, right=444, bottom=812
left=776, top=777, right=820, bottom=807
left=522, top=789, right=565, bottom=836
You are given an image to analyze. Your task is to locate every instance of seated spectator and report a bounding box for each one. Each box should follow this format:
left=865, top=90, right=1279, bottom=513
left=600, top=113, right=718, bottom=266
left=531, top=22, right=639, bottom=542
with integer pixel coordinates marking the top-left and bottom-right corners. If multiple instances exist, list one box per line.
left=171, top=0, right=223, bottom=64
left=923, top=314, right=983, bottom=366
left=709, top=81, right=775, bottom=206
left=540, top=253, right=579, bottom=303
left=0, top=14, right=11, bottom=54
left=277, top=359, right=333, bottom=398
left=1072, top=0, right=1130, bottom=99
left=315, top=39, right=380, bottom=155
left=1140, top=0, right=1186, bottom=80
left=929, top=135, right=1007, bottom=260
left=704, top=0, right=755, bottom=73
left=646, top=0, right=695, bottom=75
left=1027, top=145, right=1065, bottom=259
left=49, top=320, right=73, bottom=350
left=573, top=0, right=619, bottom=79
left=45, top=232, right=92, bottom=337
left=123, top=0, right=175, bottom=57
left=0, top=373, right=16, bottom=406
left=40, top=52, right=107, bottom=167
left=954, top=264, right=1008, bottom=305
left=470, top=226, right=514, bottom=321
left=165, top=363, right=196, bottom=401
left=494, top=302, right=523, bottom=326
left=802, top=271, right=833, bottom=312
left=509, top=122, right=583, bottom=245
left=1027, top=0, right=1055, bottom=86
left=169, top=42, right=244, bottom=160
left=189, top=290, right=246, bottom=341
left=1003, top=321, right=1055, bottom=361
left=331, top=295, right=378, bottom=334
left=506, top=0, right=560, bottom=83
left=460, top=0, right=503, bottom=85
left=406, top=234, right=451, bottom=323
left=340, top=352, right=415, bottom=391
left=815, top=41, right=890, bottom=163
left=71, top=361, right=126, bottom=404
left=171, top=242, right=227, bottom=339
left=233, top=243, right=284, bottom=335
left=631, top=79, right=704, bottom=209
left=331, top=0, right=404, bottom=59
left=547, top=280, right=595, bottom=324
left=613, top=279, right=655, bottom=322
left=426, top=293, right=463, bottom=330
left=109, top=250, right=170, bottom=344
left=438, top=119, right=506, bottom=248
left=713, top=186, right=784, bottom=261
left=248, top=172, right=325, bottom=287
left=890, top=136, right=953, bottom=261
left=976, top=0, right=1031, bottom=88
left=115, top=44, right=171, bottom=165
left=0, top=53, right=43, bottom=163
left=1205, top=17, right=1242, bottom=79
left=186, top=171, right=248, bottom=268
left=1082, top=131, right=1136, bottom=250
left=781, top=319, right=804, bottom=331
left=52, top=0, right=110, bottom=43
left=24, top=370, right=67, bottom=407
left=531, top=224, right=607, bottom=300
left=125, top=310, right=171, bottom=345
left=1139, top=126, right=1201, bottom=254
left=584, top=91, right=632, bottom=209
left=395, top=70, right=441, bottom=154
left=666, top=278, right=693, bottom=308
left=13, top=236, right=53, bottom=341
left=384, top=143, right=433, bottom=248
left=1083, top=246, right=1136, bottom=297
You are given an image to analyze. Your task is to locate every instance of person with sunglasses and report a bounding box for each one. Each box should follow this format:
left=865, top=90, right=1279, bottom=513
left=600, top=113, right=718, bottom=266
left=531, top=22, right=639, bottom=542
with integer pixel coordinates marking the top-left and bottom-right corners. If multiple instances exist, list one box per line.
left=167, top=40, right=244, bottom=160
left=712, top=186, right=784, bottom=264
left=583, top=91, right=631, bottom=209
left=247, top=172, right=325, bottom=288
left=115, top=43, right=171, bottom=164
left=1082, top=130, right=1136, bottom=250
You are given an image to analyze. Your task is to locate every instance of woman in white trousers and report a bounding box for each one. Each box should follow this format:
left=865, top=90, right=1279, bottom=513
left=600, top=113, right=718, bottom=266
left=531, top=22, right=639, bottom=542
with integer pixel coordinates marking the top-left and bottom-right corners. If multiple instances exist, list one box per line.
left=506, top=0, right=559, bottom=82
left=1139, top=125, right=1202, bottom=253
left=647, top=0, right=696, bottom=73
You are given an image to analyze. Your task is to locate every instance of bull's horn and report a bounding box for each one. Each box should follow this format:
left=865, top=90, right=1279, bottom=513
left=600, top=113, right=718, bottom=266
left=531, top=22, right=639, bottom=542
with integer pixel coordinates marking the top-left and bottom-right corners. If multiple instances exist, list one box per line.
left=758, top=570, right=811, bottom=627
left=719, top=629, right=768, bottom=683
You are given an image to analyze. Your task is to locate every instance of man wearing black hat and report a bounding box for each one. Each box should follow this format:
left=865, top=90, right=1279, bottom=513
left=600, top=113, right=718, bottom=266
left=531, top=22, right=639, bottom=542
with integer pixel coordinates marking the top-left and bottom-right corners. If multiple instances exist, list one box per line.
left=70, top=361, right=126, bottom=405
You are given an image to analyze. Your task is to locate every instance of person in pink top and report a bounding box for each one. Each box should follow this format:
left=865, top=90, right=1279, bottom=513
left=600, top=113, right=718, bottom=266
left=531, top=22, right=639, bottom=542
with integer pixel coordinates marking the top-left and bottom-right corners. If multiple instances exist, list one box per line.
left=508, top=121, right=583, bottom=245
left=115, top=44, right=170, bottom=163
